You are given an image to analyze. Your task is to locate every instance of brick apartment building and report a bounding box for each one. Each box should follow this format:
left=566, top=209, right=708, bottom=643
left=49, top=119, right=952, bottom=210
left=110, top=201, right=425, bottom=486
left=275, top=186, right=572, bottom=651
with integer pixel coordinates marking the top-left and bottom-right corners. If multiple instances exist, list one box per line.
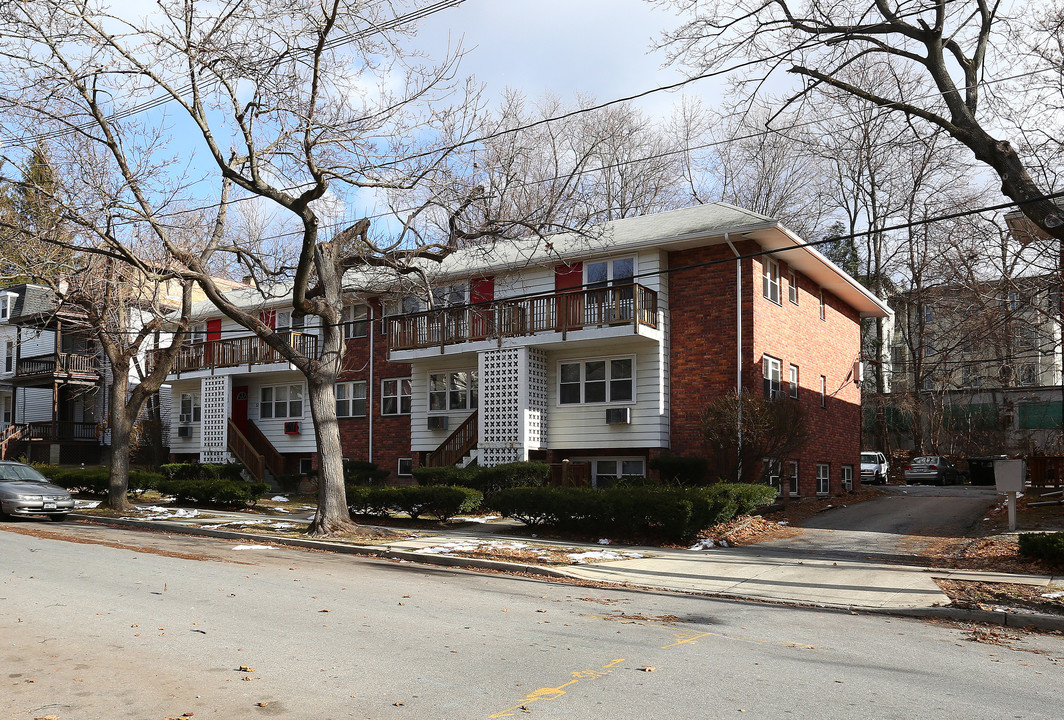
left=160, top=203, right=890, bottom=496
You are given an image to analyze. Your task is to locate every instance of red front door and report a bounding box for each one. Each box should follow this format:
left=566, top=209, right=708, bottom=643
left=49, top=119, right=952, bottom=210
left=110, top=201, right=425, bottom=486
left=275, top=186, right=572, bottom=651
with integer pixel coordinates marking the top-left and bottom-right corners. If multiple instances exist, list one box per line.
left=555, top=263, right=583, bottom=330
left=469, top=276, right=494, bottom=339
left=232, top=385, right=249, bottom=434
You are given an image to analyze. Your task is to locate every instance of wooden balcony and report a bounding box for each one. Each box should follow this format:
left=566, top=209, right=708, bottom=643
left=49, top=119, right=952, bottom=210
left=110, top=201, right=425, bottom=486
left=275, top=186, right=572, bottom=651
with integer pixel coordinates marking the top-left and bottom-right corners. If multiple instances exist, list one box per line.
left=14, top=353, right=101, bottom=383
left=19, top=421, right=100, bottom=442
left=389, top=283, right=658, bottom=352
left=149, top=331, right=320, bottom=375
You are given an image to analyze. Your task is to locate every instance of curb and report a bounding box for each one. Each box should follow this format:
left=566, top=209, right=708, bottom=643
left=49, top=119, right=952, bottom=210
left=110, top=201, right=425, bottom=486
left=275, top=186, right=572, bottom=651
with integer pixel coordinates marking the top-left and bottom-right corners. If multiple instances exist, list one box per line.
left=68, top=515, right=1064, bottom=632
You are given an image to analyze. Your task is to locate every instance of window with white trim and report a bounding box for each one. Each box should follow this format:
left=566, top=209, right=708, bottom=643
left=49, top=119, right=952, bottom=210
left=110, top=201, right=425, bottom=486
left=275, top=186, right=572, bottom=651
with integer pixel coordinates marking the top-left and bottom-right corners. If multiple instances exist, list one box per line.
left=559, top=357, right=634, bottom=405
left=382, top=378, right=411, bottom=415
left=431, top=284, right=467, bottom=308
left=429, top=371, right=478, bottom=412
left=260, top=384, right=304, bottom=419
left=276, top=310, right=304, bottom=334
left=397, top=458, right=413, bottom=477
left=0, top=294, right=9, bottom=320
left=841, top=465, right=853, bottom=491
left=788, top=270, right=799, bottom=305
left=788, top=460, right=799, bottom=496
left=575, top=457, right=645, bottom=488
left=4, top=340, right=12, bottom=373
left=1, top=394, right=11, bottom=425
left=179, top=392, right=201, bottom=423
left=342, top=303, right=368, bottom=339
left=1020, top=363, right=1038, bottom=387
left=764, top=458, right=782, bottom=496
left=788, top=364, right=799, bottom=399
left=335, top=381, right=367, bottom=417
left=763, top=258, right=780, bottom=304
left=299, top=458, right=314, bottom=474
left=819, top=375, right=826, bottom=407
left=189, top=322, right=207, bottom=345
left=763, top=355, right=782, bottom=399
left=816, top=463, right=830, bottom=495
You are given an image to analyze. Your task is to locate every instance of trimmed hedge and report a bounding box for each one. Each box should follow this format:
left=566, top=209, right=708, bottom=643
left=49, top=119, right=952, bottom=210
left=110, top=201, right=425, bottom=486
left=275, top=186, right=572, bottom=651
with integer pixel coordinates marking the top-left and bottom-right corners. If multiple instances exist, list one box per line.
left=35, top=466, right=163, bottom=497
left=343, top=460, right=390, bottom=486
left=347, top=485, right=482, bottom=521
left=1018, top=532, right=1064, bottom=566
left=488, top=483, right=777, bottom=542
left=412, top=462, right=549, bottom=497
left=155, top=477, right=269, bottom=507
left=160, top=462, right=244, bottom=482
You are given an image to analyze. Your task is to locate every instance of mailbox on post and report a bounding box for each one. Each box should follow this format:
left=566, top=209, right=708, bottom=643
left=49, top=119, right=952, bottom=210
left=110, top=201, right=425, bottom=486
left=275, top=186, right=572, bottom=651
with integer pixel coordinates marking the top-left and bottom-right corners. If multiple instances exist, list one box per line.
left=993, top=458, right=1026, bottom=531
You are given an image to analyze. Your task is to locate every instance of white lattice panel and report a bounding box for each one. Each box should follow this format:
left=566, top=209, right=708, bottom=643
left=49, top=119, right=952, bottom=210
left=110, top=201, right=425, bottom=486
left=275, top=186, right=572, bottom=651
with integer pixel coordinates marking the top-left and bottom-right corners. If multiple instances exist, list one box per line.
left=478, top=347, right=548, bottom=466
left=200, top=375, right=230, bottom=454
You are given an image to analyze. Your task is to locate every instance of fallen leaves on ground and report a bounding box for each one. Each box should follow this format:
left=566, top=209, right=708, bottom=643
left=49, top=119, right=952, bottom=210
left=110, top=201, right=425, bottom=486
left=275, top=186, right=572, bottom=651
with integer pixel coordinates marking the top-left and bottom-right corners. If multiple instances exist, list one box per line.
left=936, top=579, right=1064, bottom=617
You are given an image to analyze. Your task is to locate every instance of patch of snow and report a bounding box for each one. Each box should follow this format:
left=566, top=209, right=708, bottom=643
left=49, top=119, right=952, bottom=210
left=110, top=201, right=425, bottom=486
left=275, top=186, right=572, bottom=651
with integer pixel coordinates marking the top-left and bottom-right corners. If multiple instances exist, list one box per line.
left=689, top=539, right=715, bottom=550
left=274, top=508, right=290, bottom=513
left=597, top=538, right=611, bottom=545
left=271, top=495, right=290, bottom=502
left=1041, top=591, right=1064, bottom=599
left=777, top=520, right=789, bottom=526
left=232, top=545, right=273, bottom=550
left=566, top=550, right=644, bottom=564
left=75, top=500, right=100, bottom=509
left=719, top=540, right=729, bottom=547
left=269, top=522, right=299, bottom=530
left=416, top=539, right=531, bottom=555
left=453, top=514, right=502, bottom=523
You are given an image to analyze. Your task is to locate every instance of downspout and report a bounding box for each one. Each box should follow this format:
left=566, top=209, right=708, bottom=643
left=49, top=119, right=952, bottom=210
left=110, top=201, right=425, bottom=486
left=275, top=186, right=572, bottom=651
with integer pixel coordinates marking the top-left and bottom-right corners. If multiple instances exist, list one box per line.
left=368, top=303, right=375, bottom=464
left=725, top=235, right=742, bottom=483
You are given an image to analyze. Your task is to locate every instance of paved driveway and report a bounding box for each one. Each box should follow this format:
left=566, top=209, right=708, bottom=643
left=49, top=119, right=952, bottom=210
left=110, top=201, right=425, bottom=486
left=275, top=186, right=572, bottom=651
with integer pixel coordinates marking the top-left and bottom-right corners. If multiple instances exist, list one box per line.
left=748, top=485, right=1002, bottom=564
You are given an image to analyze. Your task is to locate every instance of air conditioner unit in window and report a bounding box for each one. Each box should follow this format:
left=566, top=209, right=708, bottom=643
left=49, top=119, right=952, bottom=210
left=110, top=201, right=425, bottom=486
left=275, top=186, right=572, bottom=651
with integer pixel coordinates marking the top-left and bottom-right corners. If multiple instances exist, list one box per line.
left=605, top=407, right=631, bottom=425
left=284, top=421, right=300, bottom=434
left=177, top=425, right=193, bottom=438
left=428, top=416, right=449, bottom=431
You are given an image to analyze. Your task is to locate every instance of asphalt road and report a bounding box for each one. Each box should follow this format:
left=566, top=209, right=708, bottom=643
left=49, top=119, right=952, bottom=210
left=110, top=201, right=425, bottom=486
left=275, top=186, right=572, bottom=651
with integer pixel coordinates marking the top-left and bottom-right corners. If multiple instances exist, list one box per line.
left=757, top=485, right=1002, bottom=564
left=3, top=521, right=1063, bottom=719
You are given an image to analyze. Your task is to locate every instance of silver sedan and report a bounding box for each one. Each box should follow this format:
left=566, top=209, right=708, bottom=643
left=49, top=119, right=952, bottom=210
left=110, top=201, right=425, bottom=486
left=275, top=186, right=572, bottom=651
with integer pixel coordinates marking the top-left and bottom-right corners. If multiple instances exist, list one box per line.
left=0, top=461, right=75, bottom=521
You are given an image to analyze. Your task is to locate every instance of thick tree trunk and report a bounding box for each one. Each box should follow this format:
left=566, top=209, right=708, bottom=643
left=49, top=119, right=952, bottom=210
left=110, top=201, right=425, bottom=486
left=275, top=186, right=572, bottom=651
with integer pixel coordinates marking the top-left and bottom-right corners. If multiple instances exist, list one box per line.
left=305, top=372, right=353, bottom=536
left=106, top=371, right=133, bottom=512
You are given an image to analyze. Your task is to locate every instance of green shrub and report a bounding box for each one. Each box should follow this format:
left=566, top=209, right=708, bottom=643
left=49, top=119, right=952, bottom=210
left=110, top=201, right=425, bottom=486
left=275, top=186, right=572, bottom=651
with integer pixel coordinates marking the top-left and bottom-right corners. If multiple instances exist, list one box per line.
left=155, top=478, right=268, bottom=507
left=160, top=462, right=244, bottom=482
left=346, top=485, right=482, bottom=521
left=488, top=482, right=777, bottom=542
left=412, top=466, right=475, bottom=487
left=468, top=462, right=549, bottom=496
left=343, top=460, right=390, bottom=486
left=649, top=455, right=709, bottom=485
left=1018, top=532, right=1064, bottom=565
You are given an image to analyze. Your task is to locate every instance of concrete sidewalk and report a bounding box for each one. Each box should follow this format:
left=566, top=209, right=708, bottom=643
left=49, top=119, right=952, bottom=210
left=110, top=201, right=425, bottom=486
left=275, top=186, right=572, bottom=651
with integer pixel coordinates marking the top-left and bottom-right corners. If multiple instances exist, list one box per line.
left=66, top=507, right=1064, bottom=629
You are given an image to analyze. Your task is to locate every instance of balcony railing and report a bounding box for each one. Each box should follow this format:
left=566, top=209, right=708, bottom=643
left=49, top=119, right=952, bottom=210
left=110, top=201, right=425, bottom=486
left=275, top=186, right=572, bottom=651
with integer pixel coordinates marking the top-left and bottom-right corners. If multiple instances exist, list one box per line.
left=389, top=283, right=658, bottom=352
left=20, top=421, right=100, bottom=442
left=149, top=331, right=320, bottom=374
left=15, top=353, right=101, bottom=380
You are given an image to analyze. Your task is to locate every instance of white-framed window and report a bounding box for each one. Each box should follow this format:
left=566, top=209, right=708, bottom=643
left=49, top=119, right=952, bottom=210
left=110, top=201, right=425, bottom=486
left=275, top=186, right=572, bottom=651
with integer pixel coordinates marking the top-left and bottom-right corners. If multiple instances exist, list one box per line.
left=788, top=270, right=799, bottom=305
left=819, top=375, right=826, bottom=407
left=923, top=304, right=933, bottom=322
left=431, top=284, right=467, bottom=308
left=763, top=258, right=781, bottom=304
left=276, top=310, right=304, bottom=334
left=765, top=458, right=782, bottom=496
left=4, top=340, right=12, bottom=373
left=819, top=290, right=826, bottom=320
left=382, top=378, right=412, bottom=415
left=0, top=294, right=9, bottom=320
left=260, top=383, right=304, bottom=419
left=816, top=463, right=830, bottom=495
left=559, top=357, right=634, bottom=405
left=397, top=458, right=413, bottom=477
left=788, top=364, right=799, bottom=399
left=179, top=392, right=201, bottom=423
left=342, top=303, right=368, bottom=339
left=574, top=457, right=645, bottom=489
left=429, top=371, right=478, bottom=412
left=189, top=322, right=207, bottom=345
left=788, top=460, right=799, bottom=496
left=2, top=394, right=12, bottom=425
left=763, top=355, right=782, bottom=399
left=336, top=381, right=367, bottom=417
left=841, top=465, right=853, bottom=491
left=587, top=257, right=635, bottom=286
left=299, top=457, right=314, bottom=474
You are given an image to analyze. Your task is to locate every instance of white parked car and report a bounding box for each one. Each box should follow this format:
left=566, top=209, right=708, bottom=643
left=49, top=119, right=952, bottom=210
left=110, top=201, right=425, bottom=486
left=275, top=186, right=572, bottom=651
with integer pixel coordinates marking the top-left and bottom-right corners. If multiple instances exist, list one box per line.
left=860, top=451, right=889, bottom=484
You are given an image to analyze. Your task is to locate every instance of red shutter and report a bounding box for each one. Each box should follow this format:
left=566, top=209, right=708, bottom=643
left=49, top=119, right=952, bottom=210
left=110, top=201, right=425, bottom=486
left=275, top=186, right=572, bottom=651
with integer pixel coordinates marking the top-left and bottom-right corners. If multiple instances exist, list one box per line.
left=206, top=319, right=221, bottom=341
left=259, top=310, right=276, bottom=329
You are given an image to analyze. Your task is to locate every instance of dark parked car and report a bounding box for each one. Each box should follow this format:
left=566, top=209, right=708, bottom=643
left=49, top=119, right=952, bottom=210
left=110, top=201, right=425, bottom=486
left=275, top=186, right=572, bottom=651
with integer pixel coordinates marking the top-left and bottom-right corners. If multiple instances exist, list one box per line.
left=904, top=456, right=960, bottom=486
left=0, top=461, right=74, bottom=521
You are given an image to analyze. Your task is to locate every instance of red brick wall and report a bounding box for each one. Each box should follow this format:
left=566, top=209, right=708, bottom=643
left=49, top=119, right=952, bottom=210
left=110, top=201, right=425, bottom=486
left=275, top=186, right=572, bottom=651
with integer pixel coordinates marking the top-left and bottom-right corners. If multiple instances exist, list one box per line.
left=668, top=243, right=863, bottom=496
left=335, top=298, right=413, bottom=480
